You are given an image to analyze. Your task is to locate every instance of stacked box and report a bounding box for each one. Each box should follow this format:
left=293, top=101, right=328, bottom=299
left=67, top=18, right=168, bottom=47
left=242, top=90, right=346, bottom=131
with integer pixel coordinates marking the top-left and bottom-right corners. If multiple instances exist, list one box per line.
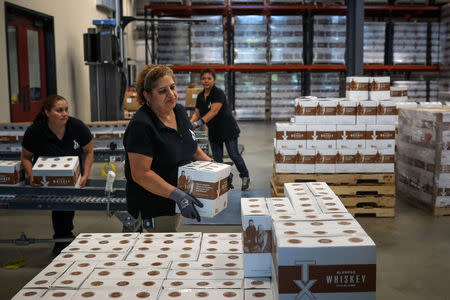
left=396, top=107, right=450, bottom=210
left=346, top=76, right=369, bottom=101
left=176, top=161, right=231, bottom=218
left=235, top=73, right=267, bottom=120
left=364, top=22, right=386, bottom=64
left=32, top=156, right=81, bottom=187
left=392, top=80, right=427, bottom=102
left=0, top=123, right=26, bottom=152
left=313, top=16, right=346, bottom=64
left=393, top=22, right=427, bottom=65
left=157, top=23, right=190, bottom=65
left=269, top=16, right=303, bottom=64
left=270, top=73, right=301, bottom=120
left=234, top=16, right=267, bottom=64
left=369, top=77, right=390, bottom=101
left=191, top=16, right=224, bottom=64
left=431, top=22, right=440, bottom=65
left=0, top=160, right=24, bottom=185
left=241, top=198, right=273, bottom=277
left=275, top=122, right=306, bottom=150
left=390, top=85, right=408, bottom=102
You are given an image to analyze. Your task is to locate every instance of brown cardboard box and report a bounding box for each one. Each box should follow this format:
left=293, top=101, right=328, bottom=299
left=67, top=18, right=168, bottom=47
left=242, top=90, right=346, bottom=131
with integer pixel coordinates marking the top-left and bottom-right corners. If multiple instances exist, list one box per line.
left=185, top=88, right=203, bottom=106
left=123, top=90, right=141, bottom=111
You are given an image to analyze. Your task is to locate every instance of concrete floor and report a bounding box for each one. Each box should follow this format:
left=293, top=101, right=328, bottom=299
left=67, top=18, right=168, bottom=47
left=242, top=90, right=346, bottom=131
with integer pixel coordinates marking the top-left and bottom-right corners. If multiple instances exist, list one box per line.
left=1, top=121, right=449, bottom=300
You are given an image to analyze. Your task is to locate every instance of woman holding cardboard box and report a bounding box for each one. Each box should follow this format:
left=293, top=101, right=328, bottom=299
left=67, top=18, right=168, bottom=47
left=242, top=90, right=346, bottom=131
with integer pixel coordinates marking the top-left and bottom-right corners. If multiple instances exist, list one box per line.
left=123, top=64, right=213, bottom=231
left=21, top=94, right=94, bottom=256
left=190, top=68, right=250, bottom=191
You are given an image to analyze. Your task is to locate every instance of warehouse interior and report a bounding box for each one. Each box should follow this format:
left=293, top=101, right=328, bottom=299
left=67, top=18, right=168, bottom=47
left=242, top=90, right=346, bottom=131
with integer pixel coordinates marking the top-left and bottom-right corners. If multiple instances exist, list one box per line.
left=1, top=0, right=450, bottom=299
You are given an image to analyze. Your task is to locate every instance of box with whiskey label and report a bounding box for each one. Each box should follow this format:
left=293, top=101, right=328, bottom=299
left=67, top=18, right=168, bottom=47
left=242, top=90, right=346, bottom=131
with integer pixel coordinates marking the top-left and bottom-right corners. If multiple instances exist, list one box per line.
left=32, top=156, right=80, bottom=187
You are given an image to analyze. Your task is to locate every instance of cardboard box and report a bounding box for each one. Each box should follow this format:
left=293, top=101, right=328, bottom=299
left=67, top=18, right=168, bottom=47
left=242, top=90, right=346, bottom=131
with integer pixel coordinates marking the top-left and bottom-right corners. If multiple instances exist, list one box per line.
left=32, top=156, right=81, bottom=187
left=123, top=90, right=141, bottom=111
left=185, top=87, right=203, bottom=106
left=365, top=125, right=396, bottom=150
left=176, top=162, right=231, bottom=218
left=356, top=101, right=377, bottom=125
left=294, top=99, right=318, bottom=124
left=336, top=149, right=359, bottom=173
left=275, top=123, right=307, bottom=150
left=390, top=85, right=408, bottom=102
left=336, top=100, right=357, bottom=125
left=273, top=234, right=376, bottom=300
left=346, top=76, right=369, bottom=101
left=241, top=198, right=272, bottom=277
left=369, top=76, right=390, bottom=100
left=336, top=125, right=366, bottom=150
left=245, top=289, right=274, bottom=300
left=0, top=160, right=24, bottom=185
left=73, top=288, right=160, bottom=300
left=376, top=100, right=398, bottom=125
left=316, top=100, right=338, bottom=124
left=158, top=289, right=243, bottom=300
left=11, top=289, right=46, bottom=300
left=306, top=125, right=336, bottom=150
left=315, top=150, right=336, bottom=173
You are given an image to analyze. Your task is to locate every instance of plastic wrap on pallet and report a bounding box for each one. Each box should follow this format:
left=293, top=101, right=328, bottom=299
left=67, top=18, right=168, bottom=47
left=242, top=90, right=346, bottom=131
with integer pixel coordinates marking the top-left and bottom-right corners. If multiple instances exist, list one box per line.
left=235, top=72, right=267, bottom=120
left=311, top=72, right=340, bottom=98
left=191, top=16, right=224, bottom=64
left=393, top=22, right=427, bottom=65
left=431, top=22, right=440, bottom=65
left=234, top=16, right=267, bottom=64
left=174, top=73, right=191, bottom=106
left=396, top=107, right=450, bottom=207
left=271, top=73, right=301, bottom=120
left=270, top=16, right=303, bottom=64
left=157, top=23, right=190, bottom=65
left=364, top=22, right=386, bottom=64
left=313, top=15, right=346, bottom=64
left=392, top=80, right=427, bottom=102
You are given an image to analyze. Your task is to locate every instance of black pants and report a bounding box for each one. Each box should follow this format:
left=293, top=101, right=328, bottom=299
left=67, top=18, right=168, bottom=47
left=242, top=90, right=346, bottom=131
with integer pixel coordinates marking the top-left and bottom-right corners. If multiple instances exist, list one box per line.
left=52, top=211, right=75, bottom=239
left=210, top=138, right=249, bottom=178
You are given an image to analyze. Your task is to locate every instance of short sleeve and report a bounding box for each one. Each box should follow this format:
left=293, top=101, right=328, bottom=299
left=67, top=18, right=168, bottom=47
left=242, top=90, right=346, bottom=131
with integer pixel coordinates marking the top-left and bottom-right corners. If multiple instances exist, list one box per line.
left=211, top=87, right=226, bottom=104
left=21, top=126, right=38, bottom=153
left=123, top=120, right=155, bottom=158
left=74, top=120, right=93, bottom=147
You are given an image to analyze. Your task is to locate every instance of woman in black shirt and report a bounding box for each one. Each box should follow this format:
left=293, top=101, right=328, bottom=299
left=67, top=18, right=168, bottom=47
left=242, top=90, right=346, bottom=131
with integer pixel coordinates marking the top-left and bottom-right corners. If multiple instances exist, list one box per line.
left=190, top=68, right=250, bottom=191
left=124, top=64, right=212, bottom=231
left=21, top=94, right=94, bottom=255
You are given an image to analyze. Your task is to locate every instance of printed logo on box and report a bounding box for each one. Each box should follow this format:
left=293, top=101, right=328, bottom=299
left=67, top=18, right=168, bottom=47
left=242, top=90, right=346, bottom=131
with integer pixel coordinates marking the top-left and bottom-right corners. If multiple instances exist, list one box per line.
left=347, top=80, right=368, bottom=91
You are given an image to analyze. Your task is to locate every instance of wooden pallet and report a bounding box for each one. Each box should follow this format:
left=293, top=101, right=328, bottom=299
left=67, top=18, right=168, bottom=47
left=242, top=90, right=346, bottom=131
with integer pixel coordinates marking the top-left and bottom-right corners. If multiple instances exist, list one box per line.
left=398, top=192, right=450, bottom=216
left=339, top=195, right=395, bottom=208
left=347, top=206, right=395, bottom=217
left=273, top=170, right=395, bottom=186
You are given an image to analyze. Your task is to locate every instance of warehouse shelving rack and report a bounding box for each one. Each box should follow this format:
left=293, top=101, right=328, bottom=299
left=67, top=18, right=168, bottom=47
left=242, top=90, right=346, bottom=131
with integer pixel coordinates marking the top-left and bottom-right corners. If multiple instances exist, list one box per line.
left=142, top=3, right=442, bottom=117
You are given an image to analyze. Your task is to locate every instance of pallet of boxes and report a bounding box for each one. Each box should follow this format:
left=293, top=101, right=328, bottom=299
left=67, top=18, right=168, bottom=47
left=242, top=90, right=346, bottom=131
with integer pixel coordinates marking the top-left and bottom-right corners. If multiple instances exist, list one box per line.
left=271, top=76, right=411, bottom=217
left=396, top=106, right=450, bottom=216
left=242, top=182, right=376, bottom=299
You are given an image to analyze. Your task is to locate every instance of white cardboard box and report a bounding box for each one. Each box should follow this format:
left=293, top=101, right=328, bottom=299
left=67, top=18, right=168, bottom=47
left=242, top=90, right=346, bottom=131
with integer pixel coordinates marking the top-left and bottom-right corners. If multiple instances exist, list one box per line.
left=369, top=76, right=390, bottom=100
left=306, top=125, right=336, bottom=150
left=177, top=162, right=231, bottom=218
left=346, top=76, right=369, bottom=101
left=390, top=85, right=408, bottom=102
left=32, top=156, right=80, bottom=187
left=336, top=125, right=366, bottom=150
left=0, top=160, right=24, bottom=185
left=294, top=99, right=318, bottom=124
left=376, top=100, right=398, bottom=125
left=315, top=150, right=336, bottom=173
left=275, top=123, right=307, bottom=150
left=366, top=125, right=396, bottom=150
left=316, top=100, right=338, bottom=124
left=356, top=101, right=377, bottom=125
left=336, top=149, right=359, bottom=173
left=158, top=289, right=243, bottom=300
left=336, top=100, right=357, bottom=125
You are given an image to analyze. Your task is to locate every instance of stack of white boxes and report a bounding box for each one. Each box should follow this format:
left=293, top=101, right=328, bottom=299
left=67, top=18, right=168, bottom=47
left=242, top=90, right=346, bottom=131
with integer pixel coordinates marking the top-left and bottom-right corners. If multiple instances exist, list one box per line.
left=234, top=15, right=268, bottom=64
left=13, top=232, right=277, bottom=300
left=190, top=15, right=224, bottom=64
left=235, top=73, right=268, bottom=120
left=240, top=183, right=376, bottom=299
left=32, top=156, right=81, bottom=187
left=0, top=160, right=24, bottom=185
left=393, top=22, right=427, bottom=64
left=274, top=76, right=399, bottom=174
left=177, top=161, right=231, bottom=218
left=0, top=123, right=26, bottom=152
left=364, top=22, right=386, bottom=64
left=269, top=15, right=303, bottom=64
left=270, top=73, right=301, bottom=120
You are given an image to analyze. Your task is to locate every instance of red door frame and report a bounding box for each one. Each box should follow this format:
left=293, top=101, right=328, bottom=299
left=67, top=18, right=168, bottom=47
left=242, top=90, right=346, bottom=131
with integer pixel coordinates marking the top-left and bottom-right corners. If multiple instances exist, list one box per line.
left=7, top=13, right=47, bottom=122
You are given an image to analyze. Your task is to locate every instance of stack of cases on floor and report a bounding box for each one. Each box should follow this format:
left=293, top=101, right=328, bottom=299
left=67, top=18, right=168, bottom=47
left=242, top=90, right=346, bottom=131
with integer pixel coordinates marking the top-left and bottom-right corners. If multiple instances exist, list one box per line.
left=310, top=73, right=340, bottom=98
left=13, top=232, right=276, bottom=299
left=440, top=4, right=450, bottom=103
left=86, top=121, right=127, bottom=150
left=0, top=123, right=26, bottom=152
left=190, top=16, right=224, bottom=65
left=393, top=22, right=427, bottom=64
left=363, top=22, right=386, bottom=64
left=173, top=73, right=191, bottom=106
left=234, top=15, right=267, bottom=65
left=313, top=16, right=346, bottom=64
left=274, top=76, right=401, bottom=174
left=269, top=16, right=303, bottom=64
left=235, top=73, right=267, bottom=120
left=0, top=160, right=24, bottom=185
left=241, top=182, right=376, bottom=299
left=270, top=73, right=301, bottom=120
left=396, top=106, right=450, bottom=213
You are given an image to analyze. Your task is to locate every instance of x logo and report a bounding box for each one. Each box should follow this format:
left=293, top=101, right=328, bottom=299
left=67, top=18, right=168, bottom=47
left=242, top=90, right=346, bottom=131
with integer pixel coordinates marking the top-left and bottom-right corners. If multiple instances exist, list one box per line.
left=294, top=279, right=317, bottom=299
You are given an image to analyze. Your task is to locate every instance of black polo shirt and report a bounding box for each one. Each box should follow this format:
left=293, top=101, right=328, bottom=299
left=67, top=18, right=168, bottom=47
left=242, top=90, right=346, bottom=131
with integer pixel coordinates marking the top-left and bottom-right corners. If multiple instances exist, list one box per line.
left=195, top=85, right=240, bottom=143
left=22, top=117, right=92, bottom=174
left=123, top=103, right=198, bottom=219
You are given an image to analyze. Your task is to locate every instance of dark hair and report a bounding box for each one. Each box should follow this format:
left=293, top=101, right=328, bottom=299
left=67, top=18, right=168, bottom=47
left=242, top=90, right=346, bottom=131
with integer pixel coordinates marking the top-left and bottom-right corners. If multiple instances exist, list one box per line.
left=34, top=94, right=67, bottom=123
left=136, top=64, right=176, bottom=105
left=200, top=68, right=216, bottom=80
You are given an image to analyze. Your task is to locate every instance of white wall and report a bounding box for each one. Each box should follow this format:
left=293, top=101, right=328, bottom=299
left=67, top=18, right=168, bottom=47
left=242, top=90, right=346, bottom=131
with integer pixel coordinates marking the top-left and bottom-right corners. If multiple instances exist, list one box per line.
left=0, top=0, right=131, bottom=122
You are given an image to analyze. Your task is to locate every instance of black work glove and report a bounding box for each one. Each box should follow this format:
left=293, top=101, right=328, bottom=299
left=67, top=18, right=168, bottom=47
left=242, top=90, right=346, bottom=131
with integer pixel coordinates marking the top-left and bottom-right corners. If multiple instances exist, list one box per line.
left=169, top=188, right=204, bottom=222
left=228, top=173, right=234, bottom=190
